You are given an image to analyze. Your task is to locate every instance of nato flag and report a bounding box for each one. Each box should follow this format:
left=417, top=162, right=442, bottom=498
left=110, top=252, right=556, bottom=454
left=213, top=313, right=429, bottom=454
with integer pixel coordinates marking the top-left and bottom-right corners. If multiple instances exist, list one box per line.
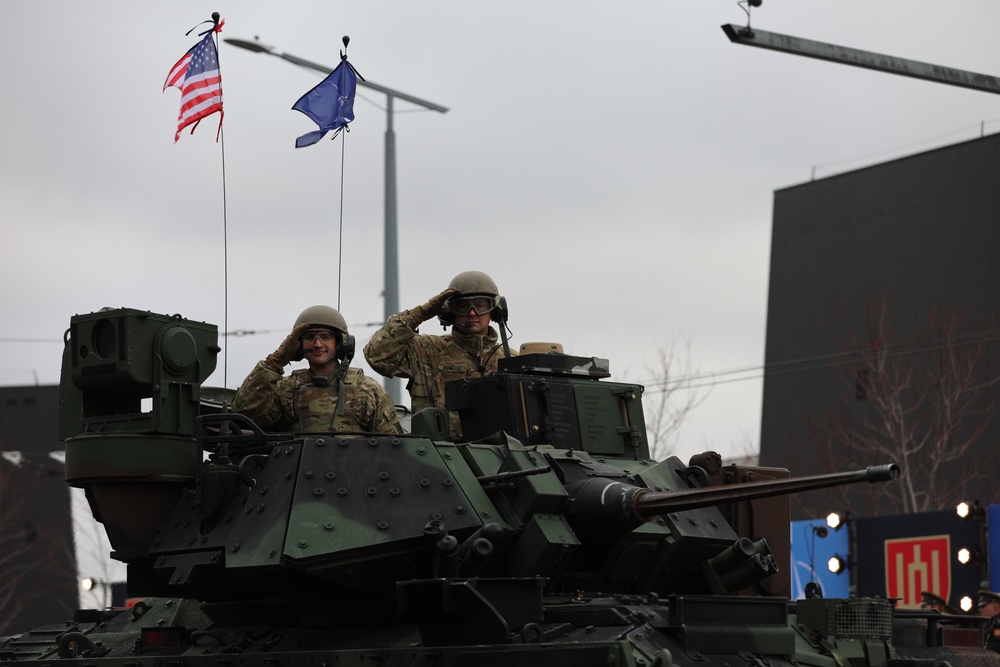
left=292, top=57, right=360, bottom=148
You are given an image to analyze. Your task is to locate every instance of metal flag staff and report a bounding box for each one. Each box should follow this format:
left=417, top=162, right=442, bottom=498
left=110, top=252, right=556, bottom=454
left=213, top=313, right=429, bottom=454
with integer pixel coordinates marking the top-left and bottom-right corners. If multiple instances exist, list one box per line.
left=163, top=11, right=233, bottom=402
left=290, top=35, right=363, bottom=311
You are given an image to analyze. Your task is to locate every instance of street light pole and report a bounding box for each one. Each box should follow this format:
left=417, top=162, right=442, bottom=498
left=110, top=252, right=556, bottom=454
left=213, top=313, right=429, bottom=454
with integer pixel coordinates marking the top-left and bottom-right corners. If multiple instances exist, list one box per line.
left=225, top=38, right=449, bottom=404
left=384, top=93, right=398, bottom=375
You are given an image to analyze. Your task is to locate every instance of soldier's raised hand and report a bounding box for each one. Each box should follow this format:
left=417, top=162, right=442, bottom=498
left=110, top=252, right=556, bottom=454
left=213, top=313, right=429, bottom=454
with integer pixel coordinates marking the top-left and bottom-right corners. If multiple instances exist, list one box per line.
left=265, top=323, right=310, bottom=371
left=414, top=288, right=459, bottom=322
left=429, top=287, right=460, bottom=314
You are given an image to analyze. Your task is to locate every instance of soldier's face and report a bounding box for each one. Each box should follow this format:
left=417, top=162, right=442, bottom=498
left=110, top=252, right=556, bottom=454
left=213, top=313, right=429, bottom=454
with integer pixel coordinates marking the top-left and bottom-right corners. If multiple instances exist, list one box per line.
left=454, top=309, right=490, bottom=335
left=302, top=329, right=338, bottom=367
left=982, top=601, right=1000, bottom=618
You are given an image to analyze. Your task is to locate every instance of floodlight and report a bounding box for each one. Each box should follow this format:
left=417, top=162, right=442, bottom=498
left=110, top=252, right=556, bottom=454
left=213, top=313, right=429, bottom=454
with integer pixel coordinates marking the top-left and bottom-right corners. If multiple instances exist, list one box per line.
left=827, top=555, right=847, bottom=574
left=956, top=500, right=984, bottom=520
left=957, top=547, right=981, bottom=565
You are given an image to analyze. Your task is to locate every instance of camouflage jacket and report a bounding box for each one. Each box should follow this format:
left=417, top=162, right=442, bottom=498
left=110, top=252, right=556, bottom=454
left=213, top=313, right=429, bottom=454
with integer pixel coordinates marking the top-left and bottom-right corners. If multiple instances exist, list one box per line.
left=232, top=361, right=402, bottom=435
left=364, top=307, right=510, bottom=439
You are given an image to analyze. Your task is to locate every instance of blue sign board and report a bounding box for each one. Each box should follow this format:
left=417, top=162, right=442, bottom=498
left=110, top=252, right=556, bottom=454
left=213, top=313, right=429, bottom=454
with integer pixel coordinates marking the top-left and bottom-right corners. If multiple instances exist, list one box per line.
left=989, top=504, right=1000, bottom=594
left=789, top=519, right=849, bottom=599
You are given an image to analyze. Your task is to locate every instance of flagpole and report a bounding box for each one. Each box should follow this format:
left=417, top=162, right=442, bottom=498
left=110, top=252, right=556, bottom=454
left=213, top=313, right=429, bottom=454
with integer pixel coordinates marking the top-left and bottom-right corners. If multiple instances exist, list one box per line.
left=338, top=131, right=347, bottom=310
left=211, top=13, right=232, bottom=404
left=384, top=93, right=397, bottom=362
left=225, top=37, right=448, bottom=405
left=165, top=14, right=229, bottom=401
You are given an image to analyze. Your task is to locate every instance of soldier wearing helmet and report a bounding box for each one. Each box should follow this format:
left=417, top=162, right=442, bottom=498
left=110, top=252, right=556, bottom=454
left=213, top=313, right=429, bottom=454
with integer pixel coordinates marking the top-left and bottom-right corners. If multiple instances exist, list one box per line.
left=364, top=271, right=512, bottom=440
left=232, top=305, right=402, bottom=434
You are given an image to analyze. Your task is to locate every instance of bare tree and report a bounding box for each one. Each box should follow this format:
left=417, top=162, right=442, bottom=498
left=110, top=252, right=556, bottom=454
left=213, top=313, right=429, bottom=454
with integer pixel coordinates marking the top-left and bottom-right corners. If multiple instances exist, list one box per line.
left=641, top=334, right=711, bottom=460
left=810, top=295, right=1000, bottom=514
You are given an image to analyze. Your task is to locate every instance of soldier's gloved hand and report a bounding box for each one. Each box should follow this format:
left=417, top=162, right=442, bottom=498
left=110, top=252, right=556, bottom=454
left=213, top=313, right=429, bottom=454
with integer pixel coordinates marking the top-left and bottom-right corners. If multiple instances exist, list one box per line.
left=264, top=323, right=310, bottom=372
left=414, top=288, right=459, bottom=322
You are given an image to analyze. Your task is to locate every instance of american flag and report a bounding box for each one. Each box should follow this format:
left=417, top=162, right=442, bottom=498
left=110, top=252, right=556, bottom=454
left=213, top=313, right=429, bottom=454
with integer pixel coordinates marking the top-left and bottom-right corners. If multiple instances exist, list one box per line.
left=164, top=30, right=223, bottom=142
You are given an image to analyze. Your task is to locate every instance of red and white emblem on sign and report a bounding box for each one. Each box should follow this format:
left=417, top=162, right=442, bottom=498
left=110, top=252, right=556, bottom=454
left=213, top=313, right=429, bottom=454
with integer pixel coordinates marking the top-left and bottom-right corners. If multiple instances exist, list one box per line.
left=885, top=535, right=951, bottom=608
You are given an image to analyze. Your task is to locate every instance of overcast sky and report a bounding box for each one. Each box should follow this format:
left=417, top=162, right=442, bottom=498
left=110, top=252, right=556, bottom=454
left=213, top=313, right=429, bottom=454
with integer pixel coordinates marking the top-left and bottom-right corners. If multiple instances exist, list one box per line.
left=3, top=1, right=1000, bottom=464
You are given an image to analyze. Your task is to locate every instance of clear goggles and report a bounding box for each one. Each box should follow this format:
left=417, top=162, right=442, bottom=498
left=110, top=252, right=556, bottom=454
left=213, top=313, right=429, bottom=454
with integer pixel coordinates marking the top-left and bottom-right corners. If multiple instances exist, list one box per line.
left=301, top=330, right=337, bottom=343
left=445, top=295, right=499, bottom=315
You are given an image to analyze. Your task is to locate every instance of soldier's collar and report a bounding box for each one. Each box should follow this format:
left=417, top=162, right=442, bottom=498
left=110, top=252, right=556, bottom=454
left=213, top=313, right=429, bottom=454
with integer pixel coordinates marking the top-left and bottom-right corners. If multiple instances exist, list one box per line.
left=452, top=325, right=497, bottom=348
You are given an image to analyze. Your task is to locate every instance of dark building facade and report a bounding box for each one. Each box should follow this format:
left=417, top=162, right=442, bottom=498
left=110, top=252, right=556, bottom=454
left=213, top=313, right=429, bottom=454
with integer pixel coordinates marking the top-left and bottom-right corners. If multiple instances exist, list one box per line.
left=759, top=134, right=1000, bottom=520
left=0, top=385, right=77, bottom=636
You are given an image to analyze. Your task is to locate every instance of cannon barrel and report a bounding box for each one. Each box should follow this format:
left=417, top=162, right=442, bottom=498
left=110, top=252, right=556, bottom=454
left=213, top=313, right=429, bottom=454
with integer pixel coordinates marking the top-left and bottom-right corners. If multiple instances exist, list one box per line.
left=633, top=463, right=900, bottom=520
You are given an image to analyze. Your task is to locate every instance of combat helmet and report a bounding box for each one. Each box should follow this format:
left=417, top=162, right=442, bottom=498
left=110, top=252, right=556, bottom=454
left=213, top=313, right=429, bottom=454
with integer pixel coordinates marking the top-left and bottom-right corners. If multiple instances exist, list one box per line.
left=295, top=305, right=352, bottom=360
left=441, top=271, right=501, bottom=325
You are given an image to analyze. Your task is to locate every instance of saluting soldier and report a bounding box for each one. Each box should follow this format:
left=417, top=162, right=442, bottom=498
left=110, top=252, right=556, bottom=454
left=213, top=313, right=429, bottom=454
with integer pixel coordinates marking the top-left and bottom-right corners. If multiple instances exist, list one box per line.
left=364, top=271, right=512, bottom=440
left=233, top=305, right=401, bottom=435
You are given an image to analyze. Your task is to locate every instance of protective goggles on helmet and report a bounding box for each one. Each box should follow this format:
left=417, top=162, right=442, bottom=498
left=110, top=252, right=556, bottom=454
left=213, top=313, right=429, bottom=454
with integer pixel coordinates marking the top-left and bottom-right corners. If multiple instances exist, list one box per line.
left=445, top=295, right=499, bottom=315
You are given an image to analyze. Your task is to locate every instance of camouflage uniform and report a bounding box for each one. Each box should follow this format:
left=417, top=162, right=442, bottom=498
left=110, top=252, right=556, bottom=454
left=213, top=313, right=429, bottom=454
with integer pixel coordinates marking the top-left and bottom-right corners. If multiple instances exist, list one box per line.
left=232, top=360, right=402, bottom=434
left=365, top=304, right=507, bottom=440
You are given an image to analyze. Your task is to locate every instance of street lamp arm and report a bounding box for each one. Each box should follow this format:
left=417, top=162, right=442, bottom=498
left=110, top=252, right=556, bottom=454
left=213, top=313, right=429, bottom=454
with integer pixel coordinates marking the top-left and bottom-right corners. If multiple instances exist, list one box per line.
left=225, top=38, right=449, bottom=113
left=224, top=37, right=275, bottom=54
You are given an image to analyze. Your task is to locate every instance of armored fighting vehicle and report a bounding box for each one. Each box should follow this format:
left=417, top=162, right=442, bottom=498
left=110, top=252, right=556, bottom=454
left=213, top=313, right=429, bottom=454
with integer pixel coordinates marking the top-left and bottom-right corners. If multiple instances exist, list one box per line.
left=2, top=308, right=995, bottom=667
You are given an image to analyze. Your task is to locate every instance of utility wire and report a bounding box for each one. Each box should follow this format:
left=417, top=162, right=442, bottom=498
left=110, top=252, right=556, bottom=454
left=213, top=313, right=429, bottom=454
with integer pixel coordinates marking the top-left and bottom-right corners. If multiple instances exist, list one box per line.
left=6, top=326, right=1000, bottom=396
left=632, top=327, right=1000, bottom=395
left=0, top=321, right=386, bottom=344
left=812, top=117, right=1000, bottom=178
